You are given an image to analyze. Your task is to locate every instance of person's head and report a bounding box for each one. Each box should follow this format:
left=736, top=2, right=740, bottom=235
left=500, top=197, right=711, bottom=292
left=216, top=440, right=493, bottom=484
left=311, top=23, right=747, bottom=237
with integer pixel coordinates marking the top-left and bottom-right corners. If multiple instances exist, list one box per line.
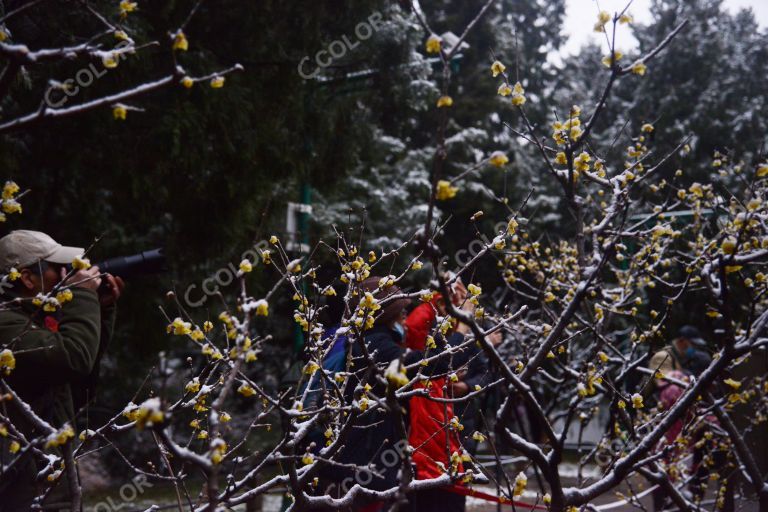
left=359, top=276, right=411, bottom=332
left=674, top=325, right=708, bottom=354
left=0, top=230, right=84, bottom=297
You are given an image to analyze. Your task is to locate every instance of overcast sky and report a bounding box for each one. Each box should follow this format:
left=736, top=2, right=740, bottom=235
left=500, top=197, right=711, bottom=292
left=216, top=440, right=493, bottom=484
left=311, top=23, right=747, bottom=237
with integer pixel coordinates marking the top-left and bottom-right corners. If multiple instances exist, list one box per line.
left=561, top=0, right=768, bottom=56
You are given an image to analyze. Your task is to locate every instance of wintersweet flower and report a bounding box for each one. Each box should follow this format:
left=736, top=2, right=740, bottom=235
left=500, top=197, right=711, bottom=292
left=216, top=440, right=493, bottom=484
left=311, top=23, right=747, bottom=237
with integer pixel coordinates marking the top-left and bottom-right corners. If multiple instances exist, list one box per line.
left=55, top=289, right=73, bottom=304
left=119, top=0, right=137, bottom=15
left=513, top=472, right=527, bottom=497
left=102, top=53, right=119, bottom=69
left=489, top=151, right=509, bottom=167
left=185, top=378, right=201, bottom=393
left=435, top=180, right=458, bottom=200
left=619, top=13, right=633, bottom=24
left=238, top=383, right=255, bottom=397
left=723, top=378, right=741, bottom=390
left=602, top=51, right=624, bottom=68
left=491, top=60, right=506, bottom=77
left=9, top=441, right=20, bottom=453
left=631, top=393, right=644, bottom=409
left=468, top=283, right=482, bottom=296
left=757, top=163, right=768, bottom=177
left=239, top=259, right=253, bottom=273
left=497, top=83, right=512, bottom=96
left=203, top=320, right=213, bottom=332
left=594, top=10, right=611, bottom=32
left=168, top=317, right=192, bottom=335
left=641, top=123, right=654, bottom=133
left=45, top=425, right=75, bottom=449
left=425, top=34, right=441, bottom=54
left=112, top=104, right=127, bottom=120
left=210, top=76, right=225, bottom=88
left=721, top=237, right=737, bottom=255
left=436, top=95, right=453, bottom=108
left=2, top=181, right=19, bottom=200
left=0, top=349, right=15, bottom=375
left=181, top=76, right=194, bottom=88
left=511, top=82, right=526, bottom=106
left=7, top=268, right=20, bottom=281
left=631, top=62, right=647, bottom=75
left=555, top=152, right=567, bottom=165
left=72, top=256, right=91, bottom=270
left=172, top=30, right=188, bottom=51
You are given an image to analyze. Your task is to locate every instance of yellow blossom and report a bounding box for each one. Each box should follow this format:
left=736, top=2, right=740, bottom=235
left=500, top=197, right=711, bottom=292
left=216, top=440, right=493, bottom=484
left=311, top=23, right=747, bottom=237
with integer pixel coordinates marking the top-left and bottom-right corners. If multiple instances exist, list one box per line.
left=721, top=237, right=737, bottom=255
left=7, top=268, right=20, bottom=281
left=497, top=83, right=512, bottom=96
left=513, top=472, right=527, bottom=497
left=185, top=378, right=201, bottom=394
left=426, top=34, right=441, bottom=54
left=631, top=393, right=644, bottom=409
left=168, top=317, right=192, bottom=336
left=238, top=383, right=255, bottom=397
left=102, top=53, right=119, bottom=69
left=491, top=60, right=506, bottom=77
left=2, top=181, right=19, bottom=200
left=172, top=30, right=188, bottom=51
left=210, top=76, right=225, bottom=88
left=641, top=123, right=654, bottom=133
left=594, top=10, right=611, bottom=32
left=619, top=13, right=633, bottom=24
left=723, top=378, right=741, bottom=390
left=689, top=182, right=704, bottom=197
left=239, top=259, right=253, bottom=273
left=119, top=0, right=137, bottom=15
left=511, top=82, right=526, bottom=106
left=757, top=163, right=768, bottom=177
left=45, top=425, right=75, bottom=449
left=255, top=299, right=269, bottom=317
left=489, top=151, right=509, bottom=167
left=436, top=180, right=458, bottom=200
left=9, top=441, right=20, bottom=454
left=436, top=95, right=453, bottom=108
left=203, top=320, right=213, bottom=332
left=112, top=104, right=127, bottom=120
left=602, top=51, right=624, bottom=68
left=631, top=62, right=647, bottom=75
left=55, top=289, right=73, bottom=304
left=555, top=152, right=567, bottom=165
left=0, top=349, right=15, bottom=375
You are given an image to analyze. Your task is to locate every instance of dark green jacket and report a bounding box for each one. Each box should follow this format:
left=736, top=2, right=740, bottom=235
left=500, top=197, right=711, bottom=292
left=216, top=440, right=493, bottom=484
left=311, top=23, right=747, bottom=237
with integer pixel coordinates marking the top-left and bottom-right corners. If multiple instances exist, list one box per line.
left=0, top=288, right=115, bottom=510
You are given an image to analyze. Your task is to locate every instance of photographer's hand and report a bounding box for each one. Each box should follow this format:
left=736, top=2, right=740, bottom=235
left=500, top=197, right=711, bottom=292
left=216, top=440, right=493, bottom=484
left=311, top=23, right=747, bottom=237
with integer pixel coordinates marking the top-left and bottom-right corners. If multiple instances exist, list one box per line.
left=99, top=273, right=124, bottom=308
left=62, top=266, right=102, bottom=292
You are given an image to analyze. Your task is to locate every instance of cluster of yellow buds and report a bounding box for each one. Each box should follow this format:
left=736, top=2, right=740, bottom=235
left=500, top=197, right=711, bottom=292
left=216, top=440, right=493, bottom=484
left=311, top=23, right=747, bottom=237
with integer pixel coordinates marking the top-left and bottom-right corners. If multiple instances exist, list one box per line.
left=0, top=181, right=22, bottom=220
left=552, top=105, right=583, bottom=145
left=44, top=424, right=75, bottom=449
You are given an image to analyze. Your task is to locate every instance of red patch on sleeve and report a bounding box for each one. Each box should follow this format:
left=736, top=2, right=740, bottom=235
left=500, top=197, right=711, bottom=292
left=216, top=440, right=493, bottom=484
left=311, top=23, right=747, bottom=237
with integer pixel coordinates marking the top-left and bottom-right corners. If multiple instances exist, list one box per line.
left=44, top=315, right=60, bottom=332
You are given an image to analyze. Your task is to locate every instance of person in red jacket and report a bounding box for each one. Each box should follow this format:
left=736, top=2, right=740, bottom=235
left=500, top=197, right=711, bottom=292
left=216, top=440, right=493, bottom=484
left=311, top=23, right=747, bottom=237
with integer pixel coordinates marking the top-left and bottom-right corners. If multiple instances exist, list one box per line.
left=404, top=281, right=472, bottom=512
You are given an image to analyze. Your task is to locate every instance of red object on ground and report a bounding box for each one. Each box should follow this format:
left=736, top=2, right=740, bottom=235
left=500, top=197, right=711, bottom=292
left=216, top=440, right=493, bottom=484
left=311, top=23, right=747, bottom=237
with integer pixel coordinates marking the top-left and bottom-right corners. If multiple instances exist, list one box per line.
left=445, top=485, right=548, bottom=509
left=404, top=299, right=463, bottom=480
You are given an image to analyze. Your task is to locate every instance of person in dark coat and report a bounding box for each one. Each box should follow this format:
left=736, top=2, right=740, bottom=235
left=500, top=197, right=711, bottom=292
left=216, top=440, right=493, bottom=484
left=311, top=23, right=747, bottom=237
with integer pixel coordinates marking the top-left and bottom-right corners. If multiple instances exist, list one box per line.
left=327, top=277, right=470, bottom=512
left=0, top=230, right=123, bottom=511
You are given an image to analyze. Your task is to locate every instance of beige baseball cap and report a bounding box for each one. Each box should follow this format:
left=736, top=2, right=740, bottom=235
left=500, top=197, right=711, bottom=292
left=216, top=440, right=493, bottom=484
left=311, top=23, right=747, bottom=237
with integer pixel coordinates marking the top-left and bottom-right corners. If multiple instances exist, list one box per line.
left=0, top=230, right=84, bottom=270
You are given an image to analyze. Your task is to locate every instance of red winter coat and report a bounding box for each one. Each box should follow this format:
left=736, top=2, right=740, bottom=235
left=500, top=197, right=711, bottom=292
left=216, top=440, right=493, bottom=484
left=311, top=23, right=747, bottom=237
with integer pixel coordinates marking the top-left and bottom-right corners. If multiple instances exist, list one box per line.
left=404, top=297, right=463, bottom=479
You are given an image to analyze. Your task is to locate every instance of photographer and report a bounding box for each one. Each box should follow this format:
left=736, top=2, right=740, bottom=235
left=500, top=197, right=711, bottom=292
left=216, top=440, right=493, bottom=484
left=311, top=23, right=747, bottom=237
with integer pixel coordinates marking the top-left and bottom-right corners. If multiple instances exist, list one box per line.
left=0, top=230, right=123, bottom=511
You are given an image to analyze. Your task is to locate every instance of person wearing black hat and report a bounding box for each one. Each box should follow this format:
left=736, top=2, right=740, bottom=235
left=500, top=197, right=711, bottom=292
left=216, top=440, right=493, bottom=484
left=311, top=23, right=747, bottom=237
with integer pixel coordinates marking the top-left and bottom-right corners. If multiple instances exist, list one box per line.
left=649, top=325, right=711, bottom=380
